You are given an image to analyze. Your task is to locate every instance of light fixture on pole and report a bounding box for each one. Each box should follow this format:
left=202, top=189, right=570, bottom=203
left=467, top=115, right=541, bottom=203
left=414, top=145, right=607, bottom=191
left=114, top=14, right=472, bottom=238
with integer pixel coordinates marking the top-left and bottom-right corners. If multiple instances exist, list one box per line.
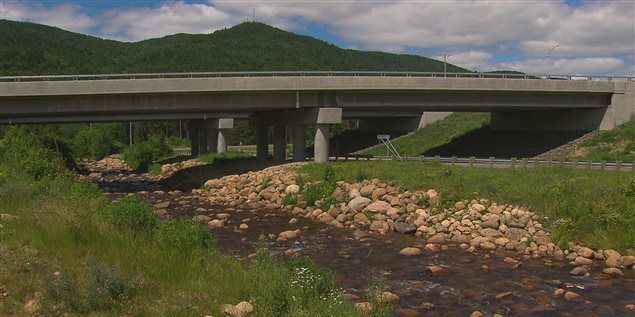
left=545, top=43, right=562, bottom=77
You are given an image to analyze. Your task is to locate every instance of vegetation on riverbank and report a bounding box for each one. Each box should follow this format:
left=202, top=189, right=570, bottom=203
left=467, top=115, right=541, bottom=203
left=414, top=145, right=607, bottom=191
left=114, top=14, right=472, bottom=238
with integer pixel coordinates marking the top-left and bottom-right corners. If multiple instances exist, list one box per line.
left=357, top=113, right=490, bottom=156
left=0, top=128, right=387, bottom=316
left=568, top=117, right=635, bottom=163
left=301, top=162, right=635, bottom=252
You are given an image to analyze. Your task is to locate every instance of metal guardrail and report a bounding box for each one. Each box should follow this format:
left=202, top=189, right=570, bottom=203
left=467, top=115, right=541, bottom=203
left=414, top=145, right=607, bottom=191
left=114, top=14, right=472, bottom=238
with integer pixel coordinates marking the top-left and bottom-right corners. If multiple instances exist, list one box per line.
left=334, top=155, right=634, bottom=171
left=1, top=71, right=633, bottom=82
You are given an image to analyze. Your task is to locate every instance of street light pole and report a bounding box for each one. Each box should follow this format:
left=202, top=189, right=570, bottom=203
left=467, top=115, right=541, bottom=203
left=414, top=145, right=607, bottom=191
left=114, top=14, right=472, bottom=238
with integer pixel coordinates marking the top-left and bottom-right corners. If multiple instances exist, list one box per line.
left=545, top=43, right=562, bottom=77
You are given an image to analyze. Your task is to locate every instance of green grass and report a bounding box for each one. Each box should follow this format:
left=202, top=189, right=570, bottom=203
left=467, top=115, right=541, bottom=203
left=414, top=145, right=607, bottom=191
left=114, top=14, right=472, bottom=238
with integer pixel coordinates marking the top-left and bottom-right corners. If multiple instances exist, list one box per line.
left=569, top=118, right=635, bottom=162
left=301, top=162, right=635, bottom=252
left=357, top=113, right=490, bottom=156
left=0, top=176, right=387, bottom=317
left=198, top=151, right=253, bottom=164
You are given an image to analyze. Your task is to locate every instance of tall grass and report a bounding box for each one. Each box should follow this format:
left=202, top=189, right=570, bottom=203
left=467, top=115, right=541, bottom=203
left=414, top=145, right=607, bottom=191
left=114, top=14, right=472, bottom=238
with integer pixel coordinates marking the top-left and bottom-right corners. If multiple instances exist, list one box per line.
left=570, top=117, right=635, bottom=162
left=301, top=162, right=635, bottom=252
left=0, top=174, right=383, bottom=316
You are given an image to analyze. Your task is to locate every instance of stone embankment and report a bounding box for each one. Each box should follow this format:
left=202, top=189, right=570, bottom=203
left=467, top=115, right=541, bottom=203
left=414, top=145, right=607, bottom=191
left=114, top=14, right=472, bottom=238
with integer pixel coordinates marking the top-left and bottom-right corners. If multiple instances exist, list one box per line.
left=197, top=163, right=634, bottom=280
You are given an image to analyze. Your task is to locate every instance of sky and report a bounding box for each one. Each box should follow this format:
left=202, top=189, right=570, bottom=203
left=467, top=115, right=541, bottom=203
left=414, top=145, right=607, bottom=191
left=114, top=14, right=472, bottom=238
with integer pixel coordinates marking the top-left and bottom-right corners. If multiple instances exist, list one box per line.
left=1, top=0, right=634, bottom=75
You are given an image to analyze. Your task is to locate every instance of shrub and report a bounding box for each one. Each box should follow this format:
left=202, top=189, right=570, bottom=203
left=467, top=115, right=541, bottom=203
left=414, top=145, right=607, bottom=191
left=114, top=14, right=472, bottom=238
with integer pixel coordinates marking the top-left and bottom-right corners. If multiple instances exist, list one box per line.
left=86, top=260, right=135, bottom=309
left=282, top=194, right=297, bottom=206
left=0, top=126, right=69, bottom=180
left=45, top=260, right=135, bottom=313
left=261, top=176, right=272, bottom=189
left=123, top=137, right=173, bottom=171
left=100, top=196, right=158, bottom=231
left=154, top=220, right=212, bottom=253
left=167, top=136, right=190, bottom=147
left=71, top=128, right=124, bottom=160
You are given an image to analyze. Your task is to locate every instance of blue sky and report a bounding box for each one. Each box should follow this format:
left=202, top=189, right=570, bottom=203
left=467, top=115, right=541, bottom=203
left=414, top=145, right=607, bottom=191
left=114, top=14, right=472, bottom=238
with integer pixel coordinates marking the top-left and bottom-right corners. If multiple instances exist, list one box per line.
left=2, top=0, right=633, bottom=75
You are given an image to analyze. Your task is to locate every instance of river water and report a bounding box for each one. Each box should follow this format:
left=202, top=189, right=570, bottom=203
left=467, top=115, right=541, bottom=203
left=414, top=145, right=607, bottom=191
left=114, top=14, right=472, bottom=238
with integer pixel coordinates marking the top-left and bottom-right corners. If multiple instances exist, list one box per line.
left=88, top=164, right=635, bottom=317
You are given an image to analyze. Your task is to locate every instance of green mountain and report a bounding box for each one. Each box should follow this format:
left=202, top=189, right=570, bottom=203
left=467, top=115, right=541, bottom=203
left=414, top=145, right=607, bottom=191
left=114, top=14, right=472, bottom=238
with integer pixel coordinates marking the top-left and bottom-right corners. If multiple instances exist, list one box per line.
left=0, top=19, right=468, bottom=76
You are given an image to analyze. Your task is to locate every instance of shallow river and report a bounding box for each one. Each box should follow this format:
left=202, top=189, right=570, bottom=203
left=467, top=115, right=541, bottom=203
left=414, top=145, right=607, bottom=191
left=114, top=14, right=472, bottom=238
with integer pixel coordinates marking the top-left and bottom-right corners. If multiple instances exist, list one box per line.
left=89, top=165, right=635, bottom=317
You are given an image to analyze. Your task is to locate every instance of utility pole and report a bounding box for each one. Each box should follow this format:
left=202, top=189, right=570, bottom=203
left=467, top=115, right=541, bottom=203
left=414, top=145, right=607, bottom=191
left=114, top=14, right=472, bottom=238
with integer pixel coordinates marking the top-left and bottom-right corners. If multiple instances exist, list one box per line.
left=252, top=8, right=255, bottom=22
left=129, top=122, right=133, bottom=147
left=179, top=120, right=182, bottom=139
left=439, top=52, right=451, bottom=76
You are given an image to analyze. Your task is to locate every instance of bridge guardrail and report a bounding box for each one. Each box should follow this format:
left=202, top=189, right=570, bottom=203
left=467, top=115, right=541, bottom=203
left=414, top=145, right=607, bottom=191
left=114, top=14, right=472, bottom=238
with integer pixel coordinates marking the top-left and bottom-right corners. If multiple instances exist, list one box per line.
left=333, top=155, right=634, bottom=171
left=1, top=71, right=633, bottom=82
left=171, top=148, right=633, bottom=171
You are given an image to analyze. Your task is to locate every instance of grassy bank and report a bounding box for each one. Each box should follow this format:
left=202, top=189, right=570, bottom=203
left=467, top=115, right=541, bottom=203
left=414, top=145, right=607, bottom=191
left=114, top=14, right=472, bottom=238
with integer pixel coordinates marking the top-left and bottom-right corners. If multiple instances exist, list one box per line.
left=0, top=178, right=388, bottom=316
left=569, top=118, right=635, bottom=162
left=0, top=128, right=387, bottom=317
left=301, top=162, right=635, bottom=252
left=357, top=113, right=490, bottom=156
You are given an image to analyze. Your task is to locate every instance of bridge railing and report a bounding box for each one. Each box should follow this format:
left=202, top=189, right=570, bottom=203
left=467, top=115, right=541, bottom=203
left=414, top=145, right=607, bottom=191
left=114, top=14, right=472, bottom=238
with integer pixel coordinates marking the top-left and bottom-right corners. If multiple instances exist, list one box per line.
left=1, top=71, right=633, bottom=82
left=332, top=155, right=634, bottom=171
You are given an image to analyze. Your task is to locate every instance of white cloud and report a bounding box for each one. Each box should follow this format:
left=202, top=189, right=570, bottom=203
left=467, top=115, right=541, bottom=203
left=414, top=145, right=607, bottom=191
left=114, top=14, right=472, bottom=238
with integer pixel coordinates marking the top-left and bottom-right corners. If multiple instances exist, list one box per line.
left=500, top=57, right=626, bottom=76
left=100, top=2, right=233, bottom=41
left=0, top=1, right=96, bottom=32
left=446, top=51, right=493, bottom=72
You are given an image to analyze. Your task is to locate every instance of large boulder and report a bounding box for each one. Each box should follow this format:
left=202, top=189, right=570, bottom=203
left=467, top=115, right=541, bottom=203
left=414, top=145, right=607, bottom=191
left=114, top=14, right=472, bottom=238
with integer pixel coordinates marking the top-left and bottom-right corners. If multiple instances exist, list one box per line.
left=348, top=197, right=371, bottom=211
left=365, top=201, right=391, bottom=213
left=285, top=184, right=300, bottom=194
left=360, top=185, right=376, bottom=197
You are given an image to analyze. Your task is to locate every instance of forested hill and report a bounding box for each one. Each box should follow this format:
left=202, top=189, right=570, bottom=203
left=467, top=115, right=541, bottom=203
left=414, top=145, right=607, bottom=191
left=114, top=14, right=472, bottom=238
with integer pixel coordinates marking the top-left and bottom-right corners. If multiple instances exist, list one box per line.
left=0, top=19, right=468, bottom=76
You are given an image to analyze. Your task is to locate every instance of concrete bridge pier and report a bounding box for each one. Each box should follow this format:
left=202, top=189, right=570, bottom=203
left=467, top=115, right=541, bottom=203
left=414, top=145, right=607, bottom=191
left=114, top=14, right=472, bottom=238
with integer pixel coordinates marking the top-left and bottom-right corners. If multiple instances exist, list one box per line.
left=256, top=126, right=269, bottom=160
left=273, top=124, right=286, bottom=162
left=252, top=108, right=342, bottom=163
left=189, top=118, right=234, bottom=156
left=314, top=124, right=329, bottom=163
left=291, top=125, right=307, bottom=162
left=217, top=129, right=227, bottom=153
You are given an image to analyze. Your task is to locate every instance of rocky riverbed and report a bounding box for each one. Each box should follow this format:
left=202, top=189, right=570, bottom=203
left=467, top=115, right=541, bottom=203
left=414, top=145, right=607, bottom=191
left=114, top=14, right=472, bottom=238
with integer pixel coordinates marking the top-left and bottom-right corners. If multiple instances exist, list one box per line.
left=82, top=158, right=635, bottom=317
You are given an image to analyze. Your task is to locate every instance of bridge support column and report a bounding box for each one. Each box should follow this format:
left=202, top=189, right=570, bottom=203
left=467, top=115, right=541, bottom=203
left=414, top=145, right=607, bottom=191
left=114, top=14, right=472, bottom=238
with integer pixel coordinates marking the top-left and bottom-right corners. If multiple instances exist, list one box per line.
left=199, top=129, right=209, bottom=154
left=314, top=124, right=329, bottom=163
left=190, top=128, right=200, bottom=157
left=273, top=124, right=286, bottom=162
left=291, top=125, right=307, bottom=162
left=190, top=118, right=233, bottom=156
left=252, top=107, right=341, bottom=163
left=217, top=129, right=227, bottom=153
left=206, top=130, right=218, bottom=154
left=256, top=126, right=269, bottom=160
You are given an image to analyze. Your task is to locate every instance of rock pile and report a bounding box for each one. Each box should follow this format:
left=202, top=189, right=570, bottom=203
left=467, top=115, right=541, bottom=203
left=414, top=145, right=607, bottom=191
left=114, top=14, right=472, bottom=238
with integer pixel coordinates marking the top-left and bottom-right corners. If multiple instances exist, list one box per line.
left=159, top=159, right=206, bottom=177
left=198, top=163, right=634, bottom=276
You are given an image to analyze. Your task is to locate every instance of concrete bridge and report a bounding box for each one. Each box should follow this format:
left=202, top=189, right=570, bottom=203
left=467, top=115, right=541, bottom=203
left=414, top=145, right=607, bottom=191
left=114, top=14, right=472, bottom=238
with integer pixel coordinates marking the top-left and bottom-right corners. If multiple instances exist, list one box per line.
left=1, top=71, right=633, bottom=162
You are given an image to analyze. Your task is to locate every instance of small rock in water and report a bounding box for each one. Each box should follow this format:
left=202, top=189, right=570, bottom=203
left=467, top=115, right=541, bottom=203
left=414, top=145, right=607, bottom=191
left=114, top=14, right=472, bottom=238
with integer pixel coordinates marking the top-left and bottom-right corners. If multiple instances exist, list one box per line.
left=470, top=311, right=485, bottom=317
left=393, top=222, right=417, bottom=234
left=278, top=229, right=300, bottom=239
left=495, top=291, right=512, bottom=299
left=426, top=265, right=444, bottom=275
left=399, top=247, right=422, bottom=256
left=564, top=291, right=583, bottom=303
left=377, top=291, right=400, bottom=304
left=602, top=267, right=623, bottom=277
left=424, top=243, right=439, bottom=252
left=288, top=218, right=298, bottom=225
left=355, top=302, right=373, bottom=313
left=239, top=223, right=249, bottom=230
left=554, top=288, right=565, bottom=297
left=569, top=266, right=588, bottom=276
